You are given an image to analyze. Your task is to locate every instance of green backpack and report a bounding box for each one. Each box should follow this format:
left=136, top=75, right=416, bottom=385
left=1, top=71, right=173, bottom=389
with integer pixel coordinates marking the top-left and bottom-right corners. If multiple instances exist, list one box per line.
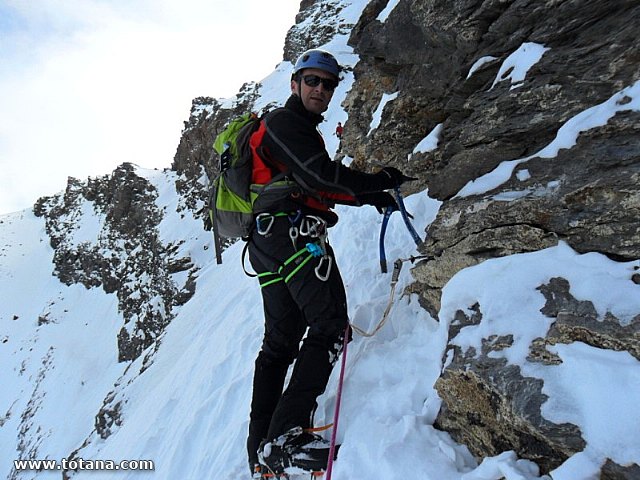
left=209, top=112, right=262, bottom=263
left=208, top=110, right=301, bottom=265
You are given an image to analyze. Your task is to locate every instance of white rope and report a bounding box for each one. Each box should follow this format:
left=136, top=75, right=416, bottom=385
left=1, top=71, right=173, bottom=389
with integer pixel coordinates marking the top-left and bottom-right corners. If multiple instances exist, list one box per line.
left=350, top=281, right=399, bottom=337
left=350, top=259, right=403, bottom=337
left=350, top=255, right=432, bottom=337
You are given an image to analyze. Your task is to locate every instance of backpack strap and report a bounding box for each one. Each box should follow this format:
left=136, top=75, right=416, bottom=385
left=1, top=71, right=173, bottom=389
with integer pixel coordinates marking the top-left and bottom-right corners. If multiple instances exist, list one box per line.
left=211, top=211, right=224, bottom=265
left=208, top=184, right=223, bottom=265
left=241, top=241, right=257, bottom=277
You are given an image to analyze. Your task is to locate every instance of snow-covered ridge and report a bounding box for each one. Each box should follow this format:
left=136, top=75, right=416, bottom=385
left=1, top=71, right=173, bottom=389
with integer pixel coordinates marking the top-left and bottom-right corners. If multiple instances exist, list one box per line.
left=31, top=164, right=207, bottom=363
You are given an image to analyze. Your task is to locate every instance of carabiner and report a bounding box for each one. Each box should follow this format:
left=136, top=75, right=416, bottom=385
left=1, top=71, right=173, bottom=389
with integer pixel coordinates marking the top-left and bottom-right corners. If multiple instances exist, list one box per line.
left=315, top=255, right=333, bottom=281
left=256, top=213, right=275, bottom=236
left=289, top=226, right=299, bottom=250
left=300, top=215, right=326, bottom=238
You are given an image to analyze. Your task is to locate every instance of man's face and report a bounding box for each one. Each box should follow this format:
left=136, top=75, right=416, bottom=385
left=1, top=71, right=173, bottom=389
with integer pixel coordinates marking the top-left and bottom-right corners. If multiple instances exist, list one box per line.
left=291, top=68, right=337, bottom=115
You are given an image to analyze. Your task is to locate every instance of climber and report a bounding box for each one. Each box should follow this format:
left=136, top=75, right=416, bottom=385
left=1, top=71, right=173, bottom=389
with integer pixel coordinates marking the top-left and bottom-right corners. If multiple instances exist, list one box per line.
left=245, top=47, right=412, bottom=478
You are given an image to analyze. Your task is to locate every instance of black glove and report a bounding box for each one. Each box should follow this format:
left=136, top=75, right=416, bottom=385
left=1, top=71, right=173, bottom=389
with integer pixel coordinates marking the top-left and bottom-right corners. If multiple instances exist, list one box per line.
left=357, top=191, right=398, bottom=214
left=375, top=167, right=416, bottom=189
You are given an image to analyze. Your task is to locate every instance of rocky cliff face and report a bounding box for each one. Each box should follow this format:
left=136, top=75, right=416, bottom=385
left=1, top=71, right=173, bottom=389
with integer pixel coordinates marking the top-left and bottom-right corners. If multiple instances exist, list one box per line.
left=341, top=0, right=639, bottom=476
left=27, top=163, right=203, bottom=473
left=345, top=0, right=639, bottom=305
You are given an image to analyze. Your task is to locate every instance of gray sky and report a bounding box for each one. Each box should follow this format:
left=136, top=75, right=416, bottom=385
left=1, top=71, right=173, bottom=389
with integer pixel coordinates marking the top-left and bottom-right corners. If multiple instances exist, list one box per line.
left=0, top=0, right=300, bottom=214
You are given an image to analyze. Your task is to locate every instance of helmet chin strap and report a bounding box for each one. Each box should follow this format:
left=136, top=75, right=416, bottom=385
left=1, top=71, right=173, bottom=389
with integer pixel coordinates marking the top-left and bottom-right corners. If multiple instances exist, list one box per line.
left=295, top=73, right=303, bottom=95
left=290, top=72, right=303, bottom=97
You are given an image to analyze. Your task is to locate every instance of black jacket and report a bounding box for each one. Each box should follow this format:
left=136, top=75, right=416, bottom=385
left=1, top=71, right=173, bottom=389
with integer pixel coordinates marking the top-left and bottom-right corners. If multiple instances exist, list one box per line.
left=255, top=95, right=391, bottom=222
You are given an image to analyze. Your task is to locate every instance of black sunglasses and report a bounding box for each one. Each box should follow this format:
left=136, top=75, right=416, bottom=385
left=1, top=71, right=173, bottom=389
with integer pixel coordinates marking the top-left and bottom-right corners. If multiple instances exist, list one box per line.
left=302, top=74, right=339, bottom=91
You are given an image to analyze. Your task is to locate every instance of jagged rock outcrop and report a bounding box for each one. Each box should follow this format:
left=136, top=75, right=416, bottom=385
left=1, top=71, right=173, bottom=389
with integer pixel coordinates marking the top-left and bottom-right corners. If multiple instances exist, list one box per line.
left=434, top=275, right=640, bottom=473
left=413, top=111, right=640, bottom=318
left=531, top=277, right=640, bottom=363
left=601, top=460, right=640, bottom=480
left=34, top=163, right=197, bottom=362
left=172, top=83, right=261, bottom=216
left=284, top=0, right=355, bottom=61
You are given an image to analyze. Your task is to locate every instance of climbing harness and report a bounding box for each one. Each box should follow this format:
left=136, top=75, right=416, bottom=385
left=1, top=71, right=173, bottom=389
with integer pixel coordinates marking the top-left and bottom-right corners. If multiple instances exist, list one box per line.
left=253, top=211, right=333, bottom=284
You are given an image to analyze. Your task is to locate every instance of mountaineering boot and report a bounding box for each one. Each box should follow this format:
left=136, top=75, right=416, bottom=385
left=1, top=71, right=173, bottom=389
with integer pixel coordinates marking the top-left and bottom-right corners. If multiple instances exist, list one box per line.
left=258, top=426, right=339, bottom=475
left=251, top=463, right=264, bottom=479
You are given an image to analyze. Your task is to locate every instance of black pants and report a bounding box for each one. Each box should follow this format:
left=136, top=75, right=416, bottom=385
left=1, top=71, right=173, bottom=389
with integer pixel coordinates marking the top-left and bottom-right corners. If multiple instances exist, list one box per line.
left=246, top=217, right=349, bottom=467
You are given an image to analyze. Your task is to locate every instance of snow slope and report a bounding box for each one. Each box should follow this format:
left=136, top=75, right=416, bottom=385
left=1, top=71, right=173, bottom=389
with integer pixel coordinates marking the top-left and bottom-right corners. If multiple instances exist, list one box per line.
left=2, top=185, right=639, bottom=480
